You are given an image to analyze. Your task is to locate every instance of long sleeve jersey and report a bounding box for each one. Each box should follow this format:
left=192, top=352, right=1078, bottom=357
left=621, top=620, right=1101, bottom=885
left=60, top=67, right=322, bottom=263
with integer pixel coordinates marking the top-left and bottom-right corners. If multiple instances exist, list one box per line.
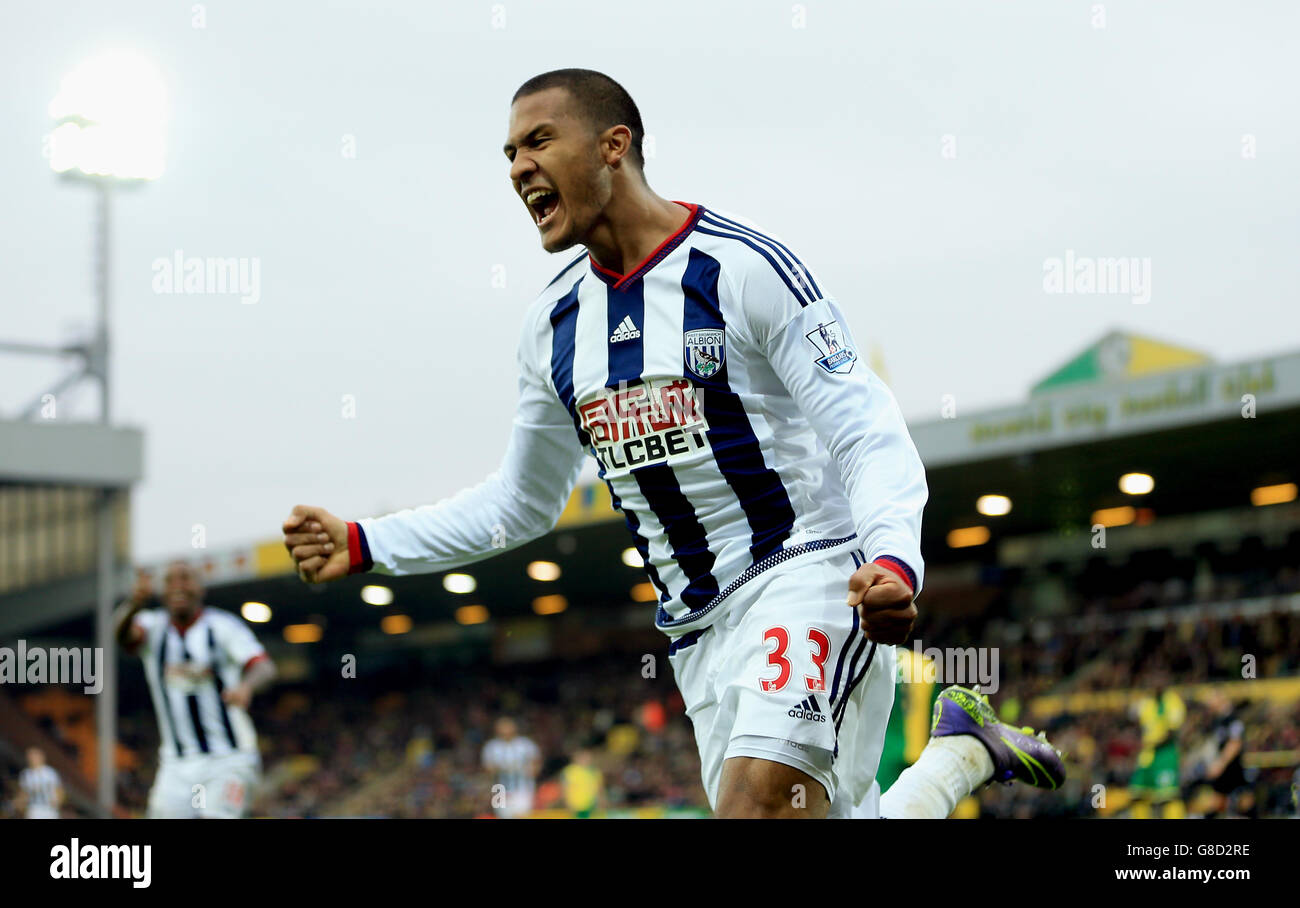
left=349, top=203, right=928, bottom=636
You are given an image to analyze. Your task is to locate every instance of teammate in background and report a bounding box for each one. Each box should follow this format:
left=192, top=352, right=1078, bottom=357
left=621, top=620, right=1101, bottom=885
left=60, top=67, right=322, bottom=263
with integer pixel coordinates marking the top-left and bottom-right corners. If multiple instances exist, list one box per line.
left=114, top=562, right=277, bottom=818
left=281, top=68, right=1062, bottom=818
left=1203, top=690, right=1248, bottom=818
left=561, top=748, right=604, bottom=818
left=16, top=747, right=63, bottom=819
left=1129, top=684, right=1185, bottom=818
left=481, top=718, right=541, bottom=818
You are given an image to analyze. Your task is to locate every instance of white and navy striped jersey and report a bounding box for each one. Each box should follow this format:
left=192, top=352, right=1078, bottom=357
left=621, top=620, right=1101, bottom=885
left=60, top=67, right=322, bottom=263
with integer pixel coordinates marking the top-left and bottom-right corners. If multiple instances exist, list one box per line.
left=19, top=765, right=61, bottom=811
left=130, top=608, right=267, bottom=761
left=352, top=203, right=927, bottom=634
left=482, top=737, right=540, bottom=791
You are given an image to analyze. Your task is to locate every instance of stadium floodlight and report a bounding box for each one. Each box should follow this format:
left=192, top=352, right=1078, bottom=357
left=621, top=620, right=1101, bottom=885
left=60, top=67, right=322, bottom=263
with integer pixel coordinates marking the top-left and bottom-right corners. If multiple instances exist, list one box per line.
left=48, top=50, right=167, bottom=181
left=283, top=623, right=324, bottom=644
left=361, top=584, right=394, bottom=606
left=241, top=602, right=273, bottom=623
left=621, top=547, right=644, bottom=568
left=381, top=615, right=413, bottom=635
left=630, top=582, right=657, bottom=603
left=455, top=605, right=489, bottom=625
left=31, top=50, right=167, bottom=819
left=443, top=573, right=477, bottom=594
left=527, top=560, right=561, bottom=581
left=1092, top=506, right=1136, bottom=528
left=1251, top=482, right=1297, bottom=507
left=976, top=494, right=1012, bottom=517
left=1118, top=473, right=1155, bottom=495
left=946, top=526, right=991, bottom=548
left=532, top=595, right=568, bottom=615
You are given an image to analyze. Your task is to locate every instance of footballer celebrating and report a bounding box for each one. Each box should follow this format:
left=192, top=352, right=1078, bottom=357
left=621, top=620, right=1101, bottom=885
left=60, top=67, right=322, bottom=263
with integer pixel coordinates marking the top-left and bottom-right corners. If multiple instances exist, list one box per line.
left=115, top=562, right=276, bottom=818
left=282, top=69, right=1062, bottom=818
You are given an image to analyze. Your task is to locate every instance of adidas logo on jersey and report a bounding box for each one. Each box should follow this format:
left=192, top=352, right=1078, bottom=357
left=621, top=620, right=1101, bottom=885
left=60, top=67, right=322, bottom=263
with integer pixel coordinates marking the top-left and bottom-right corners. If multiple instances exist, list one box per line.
left=788, top=696, right=827, bottom=722
left=609, top=315, right=641, bottom=342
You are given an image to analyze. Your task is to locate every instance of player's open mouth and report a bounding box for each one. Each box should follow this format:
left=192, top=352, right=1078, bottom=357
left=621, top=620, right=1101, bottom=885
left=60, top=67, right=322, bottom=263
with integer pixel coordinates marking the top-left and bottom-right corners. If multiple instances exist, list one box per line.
left=525, top=187, right=560, bottom=229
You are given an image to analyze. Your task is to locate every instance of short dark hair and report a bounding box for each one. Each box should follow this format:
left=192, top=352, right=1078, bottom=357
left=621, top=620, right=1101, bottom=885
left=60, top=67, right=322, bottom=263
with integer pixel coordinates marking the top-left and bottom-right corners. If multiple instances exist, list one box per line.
left=512, top=69, right=646, bottom=171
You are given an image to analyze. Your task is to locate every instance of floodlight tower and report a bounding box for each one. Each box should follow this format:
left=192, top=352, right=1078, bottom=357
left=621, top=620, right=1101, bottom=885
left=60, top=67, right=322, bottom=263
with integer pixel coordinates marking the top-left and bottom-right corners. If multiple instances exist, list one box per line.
left=45, top=50, right=166, bottom=812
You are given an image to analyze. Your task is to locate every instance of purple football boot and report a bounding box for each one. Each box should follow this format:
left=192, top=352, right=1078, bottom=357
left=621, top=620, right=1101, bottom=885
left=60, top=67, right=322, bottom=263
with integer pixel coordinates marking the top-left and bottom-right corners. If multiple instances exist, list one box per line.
left=930, top=685, right=1066, bottom=790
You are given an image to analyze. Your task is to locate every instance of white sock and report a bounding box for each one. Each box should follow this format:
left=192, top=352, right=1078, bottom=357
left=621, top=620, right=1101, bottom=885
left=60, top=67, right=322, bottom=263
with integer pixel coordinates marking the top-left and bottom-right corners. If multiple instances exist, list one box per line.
left=878, top=737, right=994, bottom=818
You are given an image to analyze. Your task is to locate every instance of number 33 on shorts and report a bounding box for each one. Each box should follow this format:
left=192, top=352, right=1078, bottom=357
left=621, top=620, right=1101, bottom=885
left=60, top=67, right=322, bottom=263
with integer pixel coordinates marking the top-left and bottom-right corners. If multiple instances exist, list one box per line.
left=759, top=626, right=830, bottom=693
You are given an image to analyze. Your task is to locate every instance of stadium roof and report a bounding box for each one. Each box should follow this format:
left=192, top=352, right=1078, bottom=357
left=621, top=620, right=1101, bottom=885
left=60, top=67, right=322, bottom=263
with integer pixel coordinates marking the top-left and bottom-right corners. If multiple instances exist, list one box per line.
left=1028, top=331, right=1211, bottom=395
left=909, top=333, right=1298, bottom=469
left=0, top=420, right=141, bottom=632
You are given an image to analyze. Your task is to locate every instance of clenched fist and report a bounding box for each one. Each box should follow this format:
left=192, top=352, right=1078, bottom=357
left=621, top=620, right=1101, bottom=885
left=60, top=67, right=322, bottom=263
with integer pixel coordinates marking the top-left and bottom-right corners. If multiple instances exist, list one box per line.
left=282, top=505, right=350, bottom=583
left=846, top=561, right=916, bottom=645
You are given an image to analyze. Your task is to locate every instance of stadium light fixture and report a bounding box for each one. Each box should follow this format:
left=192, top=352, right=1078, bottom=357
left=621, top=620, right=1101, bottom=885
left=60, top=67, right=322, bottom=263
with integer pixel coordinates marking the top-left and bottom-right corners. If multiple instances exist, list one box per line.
left=1250, top=482, right=1296, bottom=507
left=455, top=604, right=489, bottom=625
left=527, top=560, right=561, bottom=581
left=35, top=50, right=166, bottom=819
left=621, top=547, right=644, bottom=568
left=361, top=584, right=394, bottom=606
left=241, top=602, right=272, bottom=623
left=48, top=50, right=167, bottom=181
left=532, top=595, right=568, bottom=615
left=630, top=582, right=657, bottom=603
left=946, top=526, right=990, bottom=548
left=381, top=614, right=413, bottom=635
left=1119, top=473, right=1155, bottom=496
left=1091, top=506, right=1136, bottom=528
left=24, top=49, right=169, bottom=426
left=443, top=573, right=477, bottom=594
left=976, top=494, right=1012, bottom=517
left=283, top=623, right=324, bottom=644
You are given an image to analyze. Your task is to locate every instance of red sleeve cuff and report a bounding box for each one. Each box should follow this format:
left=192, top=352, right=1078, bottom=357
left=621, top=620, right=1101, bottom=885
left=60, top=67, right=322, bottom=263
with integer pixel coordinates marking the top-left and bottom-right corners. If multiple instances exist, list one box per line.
left=872, top=556, right=916, bottom=595
left=346, top=521, right=373, bottom=575
left=242, top=652, right=270, bottom=675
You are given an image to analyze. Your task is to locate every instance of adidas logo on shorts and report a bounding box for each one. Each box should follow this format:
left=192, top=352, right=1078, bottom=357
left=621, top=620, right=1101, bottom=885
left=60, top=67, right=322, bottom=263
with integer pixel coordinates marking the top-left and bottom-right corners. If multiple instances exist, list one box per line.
left=788, top=695, right=827, bottom=722
left=609, top=315, right=641, bottom=343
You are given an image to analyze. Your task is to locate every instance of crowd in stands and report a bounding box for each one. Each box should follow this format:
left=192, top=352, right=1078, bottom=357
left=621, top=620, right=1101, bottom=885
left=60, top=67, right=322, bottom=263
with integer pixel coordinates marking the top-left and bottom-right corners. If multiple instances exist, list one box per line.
left=8, top=545, right=1299, bottom=819
left=115, top=653, right=708, bottom=818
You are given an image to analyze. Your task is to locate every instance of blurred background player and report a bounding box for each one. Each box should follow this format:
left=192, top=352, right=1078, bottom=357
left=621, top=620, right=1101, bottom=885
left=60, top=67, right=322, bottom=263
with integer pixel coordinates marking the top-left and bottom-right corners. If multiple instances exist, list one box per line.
left=481, top=717, right=541, bottom=818
left=114, top=562, right=277, bottom=818
left=16, top=747, right=63, bottom=819
left=1128, top=682, right=1185, bottom=818
left=561, top=748, right=604, bottom=818
left=1203, top=690, right=1249, bottom=818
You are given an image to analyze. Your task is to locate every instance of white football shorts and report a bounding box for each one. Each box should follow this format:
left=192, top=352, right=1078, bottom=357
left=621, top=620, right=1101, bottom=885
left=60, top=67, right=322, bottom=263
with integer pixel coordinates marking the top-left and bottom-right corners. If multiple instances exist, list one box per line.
left=494, top=782, right=537, bottom=819
left=146, top=751, right=261, bottom=819
left=668, top=544, right=896, bottom=815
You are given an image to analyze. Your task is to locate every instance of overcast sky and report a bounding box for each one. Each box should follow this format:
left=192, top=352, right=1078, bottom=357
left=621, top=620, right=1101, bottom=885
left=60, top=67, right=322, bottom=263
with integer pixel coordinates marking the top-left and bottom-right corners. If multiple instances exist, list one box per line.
left=2, top=0, right=1297, bottom=561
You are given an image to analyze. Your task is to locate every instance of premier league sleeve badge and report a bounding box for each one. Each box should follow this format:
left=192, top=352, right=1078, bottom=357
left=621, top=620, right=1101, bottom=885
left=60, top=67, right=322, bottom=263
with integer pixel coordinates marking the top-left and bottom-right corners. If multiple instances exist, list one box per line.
left=806, top=320, right=857, bottom=374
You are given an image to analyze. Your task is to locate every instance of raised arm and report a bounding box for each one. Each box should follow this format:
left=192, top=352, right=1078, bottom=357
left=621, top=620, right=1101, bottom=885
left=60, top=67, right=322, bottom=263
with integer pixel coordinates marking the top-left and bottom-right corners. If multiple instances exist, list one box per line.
left=215, top=614, right=278, bottom=710
left=284, top=312, right=586, bottom=582
left=739, top=263, right=928, bottom=597
left=113, top=568, right=156, bottom=653
left=735, top=248, right=927, bottom=643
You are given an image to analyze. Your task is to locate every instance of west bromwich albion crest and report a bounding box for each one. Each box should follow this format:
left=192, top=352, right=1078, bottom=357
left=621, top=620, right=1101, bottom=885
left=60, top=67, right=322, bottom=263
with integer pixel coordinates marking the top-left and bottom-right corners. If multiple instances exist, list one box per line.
left=806, top=320, right=857, bottom=374
left=684, top=328, right=725, bottom=380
